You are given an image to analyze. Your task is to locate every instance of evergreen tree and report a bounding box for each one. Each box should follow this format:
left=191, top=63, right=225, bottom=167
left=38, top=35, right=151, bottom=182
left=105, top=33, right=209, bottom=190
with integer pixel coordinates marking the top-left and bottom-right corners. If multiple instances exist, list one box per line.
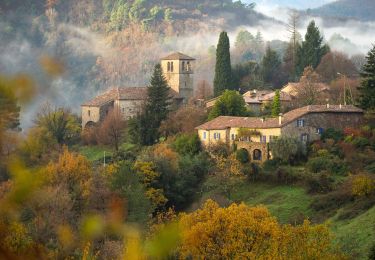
left=271, top=90, right=281, bottom=117
left=295, top=20, right=329, bottom=77
left=358, top=45, right=375, bottom=110
left=214, top=31, right=232, bottom=96
left=130, top=64, right=171, bottom=145
left=261, top=46, right=282, bottom=87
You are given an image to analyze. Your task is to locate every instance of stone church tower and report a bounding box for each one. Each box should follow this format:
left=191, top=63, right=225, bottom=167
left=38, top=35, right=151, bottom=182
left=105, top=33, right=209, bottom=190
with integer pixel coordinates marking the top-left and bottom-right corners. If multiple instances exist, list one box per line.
left=161, top=52, right=195, bottom=103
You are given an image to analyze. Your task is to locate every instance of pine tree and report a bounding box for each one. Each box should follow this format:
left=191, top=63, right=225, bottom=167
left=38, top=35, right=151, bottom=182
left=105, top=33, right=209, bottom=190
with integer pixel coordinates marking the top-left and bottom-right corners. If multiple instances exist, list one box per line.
left=358, top=45, right=375, bottom=110
left=271, top=90, right=281, bottom=117
left=296, top=20, right=329, bottom=77
left=214, top=31, right=232, bottom=96
left=130, top=64, right=171, bottom=145
left=261, top=46, right=282, bottom=87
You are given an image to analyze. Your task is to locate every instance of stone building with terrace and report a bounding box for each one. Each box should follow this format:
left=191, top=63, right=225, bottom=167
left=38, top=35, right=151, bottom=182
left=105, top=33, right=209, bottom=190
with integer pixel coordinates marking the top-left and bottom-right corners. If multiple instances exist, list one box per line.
left=81, top=52, right=195, bottom=129
left=196, top=105, right=364, bottom=162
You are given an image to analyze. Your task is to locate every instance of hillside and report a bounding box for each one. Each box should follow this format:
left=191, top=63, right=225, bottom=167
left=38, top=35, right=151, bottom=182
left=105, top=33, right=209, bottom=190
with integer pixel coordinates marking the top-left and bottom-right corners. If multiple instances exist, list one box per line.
left=306, top=0, right=375, bottom=22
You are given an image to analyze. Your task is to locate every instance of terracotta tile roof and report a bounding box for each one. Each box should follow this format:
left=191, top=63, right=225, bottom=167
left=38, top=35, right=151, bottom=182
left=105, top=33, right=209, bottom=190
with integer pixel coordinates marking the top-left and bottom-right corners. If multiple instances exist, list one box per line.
left=243, top=96, right=262, bottom=104
left=82, top=87, right=180, bottom=107
left=243, top=90, right=272, bottom=97
left=282, top=82, right=329, bottom=96
left=260, top=91, right=292, bottom=102
left=161, top=52, right=195, bottom=60
left=196, top=105, right=363, bottom=130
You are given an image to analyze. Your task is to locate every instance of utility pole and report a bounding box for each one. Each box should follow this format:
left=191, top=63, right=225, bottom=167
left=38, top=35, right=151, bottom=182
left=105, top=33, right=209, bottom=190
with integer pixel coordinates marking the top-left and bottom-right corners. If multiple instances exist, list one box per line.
left=104, top=151, right=106, bottom=167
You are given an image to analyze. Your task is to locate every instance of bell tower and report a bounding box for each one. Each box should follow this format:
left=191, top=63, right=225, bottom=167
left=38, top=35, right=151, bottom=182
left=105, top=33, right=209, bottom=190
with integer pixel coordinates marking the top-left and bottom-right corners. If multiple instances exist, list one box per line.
left=161, top=52, right=195, bottom=103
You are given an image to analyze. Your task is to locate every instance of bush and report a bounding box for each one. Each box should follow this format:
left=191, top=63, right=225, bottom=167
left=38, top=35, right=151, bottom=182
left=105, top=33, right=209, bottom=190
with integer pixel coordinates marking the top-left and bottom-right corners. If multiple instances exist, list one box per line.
left=209, top=142, right=229, bottom=157
left=307, top=155, right=348, bottom=175
left=307, top=173, right=335, bottom=193
left=351, top=175, right=375, bottom=197
left=321, top=128, right=343, bottom=142
left=351, top=136, right=370, bottom=149
left=269, top=137, right=306, bottom=164
left=236, top=148, right=249, bottom=163
left=173, top=133, right=201, bottom=156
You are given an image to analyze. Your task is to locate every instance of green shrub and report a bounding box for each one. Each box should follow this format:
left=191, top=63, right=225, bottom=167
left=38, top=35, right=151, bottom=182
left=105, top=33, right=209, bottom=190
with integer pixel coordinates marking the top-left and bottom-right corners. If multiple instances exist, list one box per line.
left=307, top=155, right=348, bottom=175
left=307, top=173, right=335, bottom=193
left=269, top=137, right=306, bottom=164
left=236, top=148, right=249, bottom=163
left=351, top=136, right=370, bottom=149
left=365, top=162, right=375, bottom=174
left=321, top=128, right=343, bottom=142
left=173, top=133, right=201, bottom=155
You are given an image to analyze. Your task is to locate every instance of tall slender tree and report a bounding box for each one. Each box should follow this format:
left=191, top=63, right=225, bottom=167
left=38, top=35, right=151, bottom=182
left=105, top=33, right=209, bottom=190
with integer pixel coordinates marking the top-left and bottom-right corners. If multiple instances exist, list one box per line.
left=272, top=90, right=281, bottom=117
left=129, top=64, right=172, bottom=145
left=358, top=45, right=375, bottom=110
left=296, top=20, right=329, bottom=77
left=214, top=31, right=232, bottom=96
left=283, top=10, right=301, bottom=81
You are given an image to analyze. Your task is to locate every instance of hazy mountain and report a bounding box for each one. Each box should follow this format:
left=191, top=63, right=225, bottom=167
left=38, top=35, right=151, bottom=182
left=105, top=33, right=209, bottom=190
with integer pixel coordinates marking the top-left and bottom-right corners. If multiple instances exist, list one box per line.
left=306, top=0, right=375, bottom=21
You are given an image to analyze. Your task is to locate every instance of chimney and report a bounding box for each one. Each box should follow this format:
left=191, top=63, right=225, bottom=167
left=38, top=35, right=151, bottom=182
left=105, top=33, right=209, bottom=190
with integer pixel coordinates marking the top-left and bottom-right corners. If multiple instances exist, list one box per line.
left=326, top=103, right=330, bottom=109
left=261, top=117, right=265, bottom=123
left=279, top=113, right=283, bottom=125
left=339, top=104, right=342, bottom=109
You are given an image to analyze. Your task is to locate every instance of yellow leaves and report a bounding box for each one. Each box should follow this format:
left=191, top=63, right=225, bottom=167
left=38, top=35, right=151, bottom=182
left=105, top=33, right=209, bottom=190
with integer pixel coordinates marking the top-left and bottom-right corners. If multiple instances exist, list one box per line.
left=134, top=161, right=159, bottom=186
left=153, top=143, right=178, bottom=167
left=81, top=215, right=105, bottom=241
left=178, top=199, right=344, bottom=260
left=2, top=221, right=33, bottom=253
left=45, top=146, right=92, bottom=197
left=352, top=174, right=375, bottom=197
left=57, top=224, right=75, bottom=249
left=134, top=160, right=168, bottom=208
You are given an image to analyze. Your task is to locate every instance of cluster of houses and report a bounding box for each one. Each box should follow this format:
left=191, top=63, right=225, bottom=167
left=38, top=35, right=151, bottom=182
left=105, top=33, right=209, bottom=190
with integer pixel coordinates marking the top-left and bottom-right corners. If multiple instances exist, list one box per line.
left=82, top=52, right=364, bottom=163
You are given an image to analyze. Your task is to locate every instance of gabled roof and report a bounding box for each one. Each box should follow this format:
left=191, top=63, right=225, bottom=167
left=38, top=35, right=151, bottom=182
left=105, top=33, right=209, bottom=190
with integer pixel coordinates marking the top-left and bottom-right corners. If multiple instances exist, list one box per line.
left=281, top=82, right=330, bottom=96
left=82, top=87, right=180, bottom=107
left=259, top=91, right=292, bottom=102
left=161, top=52, right=195, bottom=61
left=196, top=105, right=363, bottom=130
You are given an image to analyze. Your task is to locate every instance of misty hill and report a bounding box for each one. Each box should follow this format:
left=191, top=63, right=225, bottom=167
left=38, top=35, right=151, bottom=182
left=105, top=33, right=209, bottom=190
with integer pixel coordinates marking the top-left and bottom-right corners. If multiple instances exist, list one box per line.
left=306, top=0, right=375, bottom=22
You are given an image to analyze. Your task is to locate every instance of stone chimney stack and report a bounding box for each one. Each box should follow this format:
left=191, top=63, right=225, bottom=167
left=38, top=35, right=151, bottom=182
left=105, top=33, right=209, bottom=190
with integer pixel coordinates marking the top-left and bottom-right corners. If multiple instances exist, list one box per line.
left=279, top=113, right=283, bottom=125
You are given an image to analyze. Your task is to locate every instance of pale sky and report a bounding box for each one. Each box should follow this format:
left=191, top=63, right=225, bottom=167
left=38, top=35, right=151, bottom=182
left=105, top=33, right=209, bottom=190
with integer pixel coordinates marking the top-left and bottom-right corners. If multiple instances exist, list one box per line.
left=246, top=0, right=337, bottom=10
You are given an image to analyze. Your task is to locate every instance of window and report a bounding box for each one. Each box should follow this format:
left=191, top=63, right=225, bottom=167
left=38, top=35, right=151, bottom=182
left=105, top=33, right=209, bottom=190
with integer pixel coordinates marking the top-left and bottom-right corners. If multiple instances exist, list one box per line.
left=231, top=134, right=235, bottom=141
left=253, top=149, right=262, bottom=161
left=167, top=62, right=171, bottom=72
left=122, top=108, right=125, bottom=113
left=203, top=132, right=207, bottom=140
left=316, top=128, right=324, bottom=134
left=88, top=110, right=91, bottom=116
left=217, top=133, right=221, bottom=140
left=171, top=62, right=174, bottom=72
left=182, top=61, right=185, bottom=71
left=269, top=135, right=277, bottom=142
left=187, top=61, right=190, bottom=71
left=297, top=119, right=305, bottom=127
left=301, top=134, right=309, bottom=143
left=260, top=135, right=267, bottom=143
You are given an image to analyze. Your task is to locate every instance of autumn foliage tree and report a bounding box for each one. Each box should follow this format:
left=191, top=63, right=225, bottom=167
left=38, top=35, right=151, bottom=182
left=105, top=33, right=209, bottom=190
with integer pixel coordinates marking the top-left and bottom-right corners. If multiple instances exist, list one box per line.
left=98, top=108, right=126, bottom=151
left=178, top=200, right=345, bottom=259
left=296, top=66, right=323, bottom=106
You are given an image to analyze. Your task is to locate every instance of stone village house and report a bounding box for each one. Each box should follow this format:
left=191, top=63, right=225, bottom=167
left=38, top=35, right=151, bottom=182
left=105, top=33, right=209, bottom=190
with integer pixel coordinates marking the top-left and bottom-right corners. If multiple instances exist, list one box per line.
left=81, top=52, right=195, bottom=129
left=196, top=105, right=364, bottom=162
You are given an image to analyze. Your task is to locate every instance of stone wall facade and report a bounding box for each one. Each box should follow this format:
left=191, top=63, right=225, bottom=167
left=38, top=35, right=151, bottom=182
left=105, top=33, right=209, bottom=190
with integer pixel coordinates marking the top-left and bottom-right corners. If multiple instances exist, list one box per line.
left=236, top=142, right=269, bottom=163
left=81, top=101, right=114, bottom=129
left=281, top=112, right=364, bottom=142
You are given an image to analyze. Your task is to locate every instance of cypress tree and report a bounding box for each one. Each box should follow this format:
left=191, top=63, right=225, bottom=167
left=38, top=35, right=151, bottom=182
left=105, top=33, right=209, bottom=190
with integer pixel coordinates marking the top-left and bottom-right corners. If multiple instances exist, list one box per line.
left=271, top=90, right=281, bottom=117
left=214, top=31, right=232, bottom=96
left=295, top=20, right=329, bottom=77
left=358, top=45, right=375, bottom=110
left=131, top=64, right=171, bottom=145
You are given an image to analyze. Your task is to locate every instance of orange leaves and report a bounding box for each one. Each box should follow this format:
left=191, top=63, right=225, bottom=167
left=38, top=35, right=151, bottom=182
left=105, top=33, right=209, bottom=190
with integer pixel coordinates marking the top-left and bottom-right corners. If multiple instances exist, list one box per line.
left=45, top=146, right=92, bottom=198
left=178, top=200, right=345, bottom=260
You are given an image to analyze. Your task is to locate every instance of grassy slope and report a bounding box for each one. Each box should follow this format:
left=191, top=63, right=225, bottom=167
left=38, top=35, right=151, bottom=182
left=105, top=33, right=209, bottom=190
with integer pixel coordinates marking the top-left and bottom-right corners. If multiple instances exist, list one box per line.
left=330, top=206, right=375, bottom=259
left=77, top=145, right=113, bottom=162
